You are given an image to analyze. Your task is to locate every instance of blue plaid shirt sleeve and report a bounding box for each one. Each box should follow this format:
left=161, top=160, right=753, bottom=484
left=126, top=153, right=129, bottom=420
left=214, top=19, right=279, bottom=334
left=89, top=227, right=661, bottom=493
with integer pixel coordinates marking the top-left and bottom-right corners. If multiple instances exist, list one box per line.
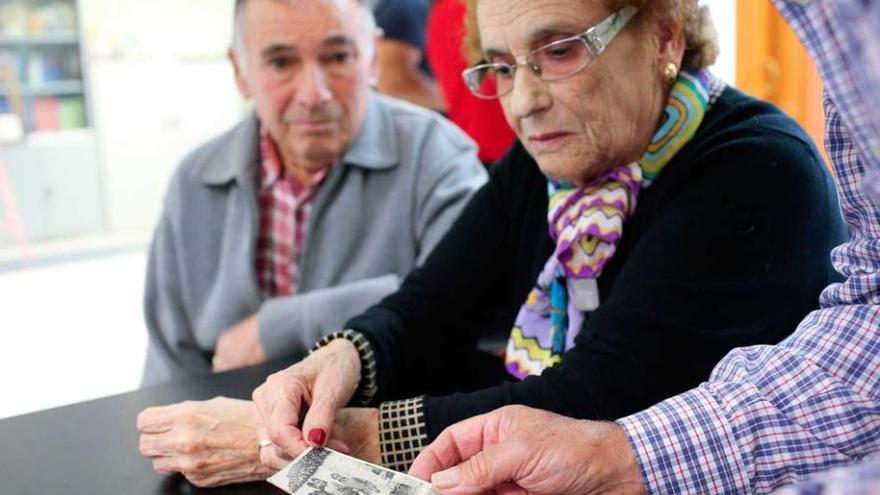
left=617, top=0, right=880, bottom=492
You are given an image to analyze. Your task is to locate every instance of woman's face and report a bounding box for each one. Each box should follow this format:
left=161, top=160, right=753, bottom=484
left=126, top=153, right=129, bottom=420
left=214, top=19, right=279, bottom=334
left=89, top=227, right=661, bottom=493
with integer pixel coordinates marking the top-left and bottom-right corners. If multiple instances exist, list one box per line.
left=476, top=0, right=681, bottom=184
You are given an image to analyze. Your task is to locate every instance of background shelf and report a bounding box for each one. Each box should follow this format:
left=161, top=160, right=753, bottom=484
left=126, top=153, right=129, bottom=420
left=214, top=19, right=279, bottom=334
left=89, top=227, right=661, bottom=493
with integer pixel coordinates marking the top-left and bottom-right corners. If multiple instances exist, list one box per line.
left=0, top=0, right=88, bottom=132
left=1, top=79, right=83, bottom=97
left=0, top=33, right=79, bottom=45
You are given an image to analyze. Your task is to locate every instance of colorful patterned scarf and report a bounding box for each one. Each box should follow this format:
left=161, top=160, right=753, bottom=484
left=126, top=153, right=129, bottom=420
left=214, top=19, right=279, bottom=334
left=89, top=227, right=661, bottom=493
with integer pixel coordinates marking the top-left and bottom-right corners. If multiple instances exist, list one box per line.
left=505, top=68, right=722, bottom=380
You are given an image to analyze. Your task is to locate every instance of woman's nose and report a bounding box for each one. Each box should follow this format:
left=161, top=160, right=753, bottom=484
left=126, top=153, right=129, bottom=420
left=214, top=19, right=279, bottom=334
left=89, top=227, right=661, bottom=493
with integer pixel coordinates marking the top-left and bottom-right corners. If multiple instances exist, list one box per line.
left=506, top=64, right=551, bottom=119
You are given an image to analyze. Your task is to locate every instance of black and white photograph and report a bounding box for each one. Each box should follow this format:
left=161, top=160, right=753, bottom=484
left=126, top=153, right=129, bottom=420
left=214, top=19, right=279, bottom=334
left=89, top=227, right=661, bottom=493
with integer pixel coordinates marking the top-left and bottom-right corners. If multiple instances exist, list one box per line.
left=268, top=448, right=438, bottom=495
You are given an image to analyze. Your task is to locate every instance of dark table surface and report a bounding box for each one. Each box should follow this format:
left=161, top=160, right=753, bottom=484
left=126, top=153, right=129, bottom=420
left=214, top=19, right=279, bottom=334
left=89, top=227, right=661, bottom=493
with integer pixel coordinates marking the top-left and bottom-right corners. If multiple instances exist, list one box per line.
left=0, top=361, right=296, bottom=495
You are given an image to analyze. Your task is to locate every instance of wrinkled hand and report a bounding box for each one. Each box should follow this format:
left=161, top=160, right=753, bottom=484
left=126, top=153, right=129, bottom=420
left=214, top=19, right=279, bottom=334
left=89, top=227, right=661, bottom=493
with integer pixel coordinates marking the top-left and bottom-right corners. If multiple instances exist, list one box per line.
left=409, top=406, right=646, bottom=495
left=331, top=408, right=380, bottom=463
left=213, top=314, right=266, bottom=372
left=252, top=338, right=361, bottom=458
left=137, top=397, right=283, bottom=487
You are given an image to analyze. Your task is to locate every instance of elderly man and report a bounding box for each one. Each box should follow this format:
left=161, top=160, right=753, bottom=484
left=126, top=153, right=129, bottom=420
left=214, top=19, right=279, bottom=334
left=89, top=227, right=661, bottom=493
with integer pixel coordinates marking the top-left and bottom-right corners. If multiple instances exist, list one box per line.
left=410, top=0, right=880, bottom=494
left=141, top=0, right=485, bottom=385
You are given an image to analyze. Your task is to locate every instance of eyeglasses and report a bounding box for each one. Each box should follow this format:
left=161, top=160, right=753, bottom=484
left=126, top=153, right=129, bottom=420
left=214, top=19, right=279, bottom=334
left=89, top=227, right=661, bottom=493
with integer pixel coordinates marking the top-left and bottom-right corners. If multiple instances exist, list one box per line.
left=461, top=6, right=639, bottom=99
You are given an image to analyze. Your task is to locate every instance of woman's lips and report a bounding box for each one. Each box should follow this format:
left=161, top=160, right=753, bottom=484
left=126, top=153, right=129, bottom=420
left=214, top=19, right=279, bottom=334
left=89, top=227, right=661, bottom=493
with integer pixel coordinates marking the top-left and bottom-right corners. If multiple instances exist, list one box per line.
left=527, top=131, right=574, bottom=152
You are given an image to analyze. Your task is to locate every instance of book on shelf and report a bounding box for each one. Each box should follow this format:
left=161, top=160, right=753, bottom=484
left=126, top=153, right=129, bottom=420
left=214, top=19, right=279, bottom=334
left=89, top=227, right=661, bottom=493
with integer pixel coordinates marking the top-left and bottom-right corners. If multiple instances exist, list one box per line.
left=33, top=96, right=59, bottom=131
left=0, top=1, right=78, bottom=38
left=59, top=96, right=85, bottom=129
left=32, top=95, right=85, bottom=131
left=27, top=49, right=80, bottom=85
left=28, top=2, right=78, bottom=35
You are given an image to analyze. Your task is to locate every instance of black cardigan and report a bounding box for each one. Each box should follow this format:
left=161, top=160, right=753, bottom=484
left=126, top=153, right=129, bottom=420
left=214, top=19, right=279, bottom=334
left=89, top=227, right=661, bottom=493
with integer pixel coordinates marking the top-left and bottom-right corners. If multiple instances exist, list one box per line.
left=345, top=87, right=847, bottom=440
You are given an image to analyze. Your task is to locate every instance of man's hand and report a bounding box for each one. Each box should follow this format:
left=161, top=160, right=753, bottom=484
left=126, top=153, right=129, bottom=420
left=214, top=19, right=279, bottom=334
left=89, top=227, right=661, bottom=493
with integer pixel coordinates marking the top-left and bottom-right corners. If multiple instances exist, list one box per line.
left=409, top=406, right=647, bottom=495
left=213, top=314, right=267, bottom=372
left=136, top=397, right=283, bottom=487
left=252, top=338, right=362, bottom=458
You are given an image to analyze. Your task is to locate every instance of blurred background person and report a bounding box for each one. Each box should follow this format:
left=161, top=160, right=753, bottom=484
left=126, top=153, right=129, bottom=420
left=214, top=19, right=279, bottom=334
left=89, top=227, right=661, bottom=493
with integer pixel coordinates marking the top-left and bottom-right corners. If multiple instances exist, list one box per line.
left=426, top=0, right=514, bottom=164
left=373, top=0, right=446, bottom=112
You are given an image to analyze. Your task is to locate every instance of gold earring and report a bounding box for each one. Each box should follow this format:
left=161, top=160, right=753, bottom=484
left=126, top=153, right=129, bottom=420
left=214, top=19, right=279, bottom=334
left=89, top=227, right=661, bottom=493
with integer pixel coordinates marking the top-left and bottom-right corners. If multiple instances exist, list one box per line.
left=664, top=63, right=679, bottom=83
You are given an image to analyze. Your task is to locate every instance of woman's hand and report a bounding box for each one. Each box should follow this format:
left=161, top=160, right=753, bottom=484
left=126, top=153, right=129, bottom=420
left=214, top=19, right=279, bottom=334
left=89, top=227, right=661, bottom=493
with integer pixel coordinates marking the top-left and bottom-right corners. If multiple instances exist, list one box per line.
left=252, top=338, right=362, bottom=458
left=136, top=397, right=283, bottom=487
left=333, top=408, right=381, bottom=463
left=409, top=405, right=646, bottom=495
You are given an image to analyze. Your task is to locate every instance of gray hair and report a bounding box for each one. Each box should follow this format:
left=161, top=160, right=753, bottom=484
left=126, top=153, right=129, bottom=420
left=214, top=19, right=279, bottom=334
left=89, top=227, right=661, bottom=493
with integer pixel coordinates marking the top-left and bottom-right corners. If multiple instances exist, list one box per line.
left=232, top=0, right=378, bottom=72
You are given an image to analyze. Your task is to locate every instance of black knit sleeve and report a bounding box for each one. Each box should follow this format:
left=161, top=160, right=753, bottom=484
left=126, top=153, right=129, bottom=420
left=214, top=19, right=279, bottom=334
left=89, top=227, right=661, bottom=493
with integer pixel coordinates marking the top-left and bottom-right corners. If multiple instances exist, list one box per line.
left=344, top=144, right=540, bottom=403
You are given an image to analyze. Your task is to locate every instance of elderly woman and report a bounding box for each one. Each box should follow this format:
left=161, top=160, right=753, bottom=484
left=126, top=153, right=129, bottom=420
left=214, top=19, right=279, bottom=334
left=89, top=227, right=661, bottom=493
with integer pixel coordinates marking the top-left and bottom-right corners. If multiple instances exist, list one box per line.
left=137, top=0, right=847, bottom=486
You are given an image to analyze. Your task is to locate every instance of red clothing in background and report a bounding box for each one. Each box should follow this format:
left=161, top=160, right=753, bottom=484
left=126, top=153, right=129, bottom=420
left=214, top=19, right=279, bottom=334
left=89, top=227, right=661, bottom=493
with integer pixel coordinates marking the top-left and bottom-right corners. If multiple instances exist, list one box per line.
left=426, top=0, right=515, bottom=164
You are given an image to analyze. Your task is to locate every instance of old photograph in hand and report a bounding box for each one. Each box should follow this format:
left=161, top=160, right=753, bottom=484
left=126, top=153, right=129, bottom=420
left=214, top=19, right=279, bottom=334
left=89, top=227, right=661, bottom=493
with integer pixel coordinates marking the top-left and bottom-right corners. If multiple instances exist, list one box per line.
left=268, top=447, right=438, bottom=495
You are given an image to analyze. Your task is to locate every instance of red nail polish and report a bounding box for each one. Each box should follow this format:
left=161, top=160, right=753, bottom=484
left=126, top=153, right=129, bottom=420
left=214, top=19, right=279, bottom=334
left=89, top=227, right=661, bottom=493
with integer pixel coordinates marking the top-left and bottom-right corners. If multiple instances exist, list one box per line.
left=308, top=428, right=327, bottom=446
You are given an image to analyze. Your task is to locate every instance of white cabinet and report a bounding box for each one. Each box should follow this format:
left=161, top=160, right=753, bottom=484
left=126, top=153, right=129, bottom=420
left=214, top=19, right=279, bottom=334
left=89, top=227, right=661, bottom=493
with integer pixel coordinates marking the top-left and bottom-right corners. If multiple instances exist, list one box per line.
left=1, top=130, right=103, bottom=244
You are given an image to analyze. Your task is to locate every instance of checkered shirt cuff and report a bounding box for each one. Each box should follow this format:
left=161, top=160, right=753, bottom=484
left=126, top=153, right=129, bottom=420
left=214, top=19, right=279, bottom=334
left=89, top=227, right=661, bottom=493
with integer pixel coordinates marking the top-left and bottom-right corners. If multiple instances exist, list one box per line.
left=311, top=330, right=378, bottom=406
left=378, top=397, right=428, bottom=472
left=616, top=387, right=748, bottom=494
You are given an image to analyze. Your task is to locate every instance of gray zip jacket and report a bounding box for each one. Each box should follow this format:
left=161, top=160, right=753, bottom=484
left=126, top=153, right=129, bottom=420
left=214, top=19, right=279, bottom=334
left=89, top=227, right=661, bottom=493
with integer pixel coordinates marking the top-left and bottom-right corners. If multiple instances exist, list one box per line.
left=142, top=93, right=487, bottom=385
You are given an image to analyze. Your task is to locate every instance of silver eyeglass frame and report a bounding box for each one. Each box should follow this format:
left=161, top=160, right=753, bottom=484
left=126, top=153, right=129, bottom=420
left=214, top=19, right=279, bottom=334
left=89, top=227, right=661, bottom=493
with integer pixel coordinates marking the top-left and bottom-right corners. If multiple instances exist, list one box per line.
left=462, top=6, right=640, bottom=99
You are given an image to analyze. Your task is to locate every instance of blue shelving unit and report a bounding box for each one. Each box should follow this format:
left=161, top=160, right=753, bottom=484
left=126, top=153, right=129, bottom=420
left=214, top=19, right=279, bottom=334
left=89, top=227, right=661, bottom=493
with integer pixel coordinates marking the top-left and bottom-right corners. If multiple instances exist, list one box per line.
left=0, top=0, right=104, bottom=249
left=0, top=0, right=88, bottom=132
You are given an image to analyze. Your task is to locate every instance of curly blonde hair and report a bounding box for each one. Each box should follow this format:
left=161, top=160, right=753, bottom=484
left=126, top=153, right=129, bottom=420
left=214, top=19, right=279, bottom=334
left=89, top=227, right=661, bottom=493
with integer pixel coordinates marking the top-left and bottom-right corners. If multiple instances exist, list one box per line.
left=462, top=0, right=718, bottom=70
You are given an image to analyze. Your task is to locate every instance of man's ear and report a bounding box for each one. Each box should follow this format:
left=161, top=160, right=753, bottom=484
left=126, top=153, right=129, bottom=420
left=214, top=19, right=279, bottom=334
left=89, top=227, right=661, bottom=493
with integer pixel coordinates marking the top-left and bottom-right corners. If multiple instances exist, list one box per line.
left=368, top=28, right=384, bottom=87
left=229, top=47, right=252, bottom=99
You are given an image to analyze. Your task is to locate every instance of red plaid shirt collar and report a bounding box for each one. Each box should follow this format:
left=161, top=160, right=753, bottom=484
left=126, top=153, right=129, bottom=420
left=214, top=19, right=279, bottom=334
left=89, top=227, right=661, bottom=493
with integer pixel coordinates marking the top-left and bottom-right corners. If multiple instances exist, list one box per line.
left=258, top=128, right=328, bottom=193
left=255, top=127, right=328, bottom=297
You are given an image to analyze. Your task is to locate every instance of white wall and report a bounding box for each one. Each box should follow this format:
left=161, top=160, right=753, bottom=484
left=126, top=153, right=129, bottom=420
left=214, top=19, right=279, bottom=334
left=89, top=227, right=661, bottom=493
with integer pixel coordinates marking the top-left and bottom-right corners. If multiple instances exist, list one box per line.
left=703, top=0, right=737, bottom=86
left=88, top=61, right=242, bottom=232
left=80, top=0, right=244, bottom=233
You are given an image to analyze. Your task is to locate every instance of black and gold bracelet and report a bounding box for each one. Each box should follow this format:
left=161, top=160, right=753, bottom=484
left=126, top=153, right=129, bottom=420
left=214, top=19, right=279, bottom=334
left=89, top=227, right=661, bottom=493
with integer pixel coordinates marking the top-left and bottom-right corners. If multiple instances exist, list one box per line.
left=311, top=329, right=378, bottom=406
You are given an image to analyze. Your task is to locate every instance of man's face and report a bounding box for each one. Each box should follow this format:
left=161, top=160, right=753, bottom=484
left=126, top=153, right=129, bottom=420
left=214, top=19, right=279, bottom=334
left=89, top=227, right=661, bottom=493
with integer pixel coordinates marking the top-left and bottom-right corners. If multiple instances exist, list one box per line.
left=232, top=0, right=375, bottom=174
